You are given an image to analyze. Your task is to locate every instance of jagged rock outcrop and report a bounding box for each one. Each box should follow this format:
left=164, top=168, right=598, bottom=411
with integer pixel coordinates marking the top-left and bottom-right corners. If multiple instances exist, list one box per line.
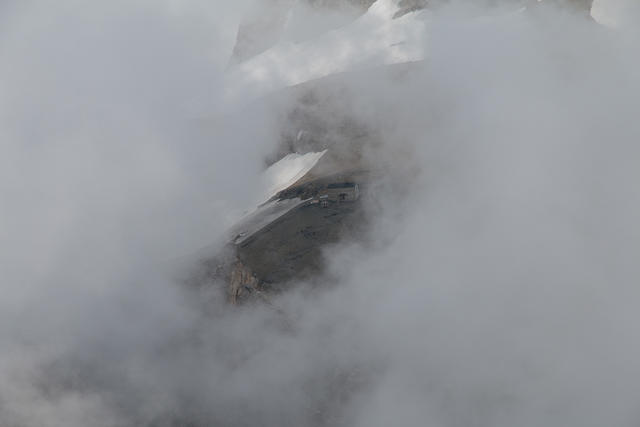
left=232, top=175, right=367, bottom=288
left=191, top=168, right=370, bottom=305
left=213, top=0, right=595, bottom=307
left=228, top=261, right=261, bottom=304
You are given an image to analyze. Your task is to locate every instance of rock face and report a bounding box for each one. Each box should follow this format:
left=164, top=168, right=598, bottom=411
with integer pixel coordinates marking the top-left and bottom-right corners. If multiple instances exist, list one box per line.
left=196, top=61, right=422, bottom=304
left=228, top=261, right=261, bottom=304
left=188, top=132, right=372, bottom=304
left=235, top=186, right=368, bottom=289
left=207, top=174, right=369, bottom=304
left=210, top=0, right=596, bottom=305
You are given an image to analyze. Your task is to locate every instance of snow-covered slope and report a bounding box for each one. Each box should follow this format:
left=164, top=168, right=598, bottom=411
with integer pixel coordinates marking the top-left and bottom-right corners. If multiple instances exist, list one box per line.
left=260, top=150, right=327, bottom=203
left=222, top=0, right=429, bottom=109
left=229, top=197, right=307, bottom=244
left=224, top=149, right=326, bottom=245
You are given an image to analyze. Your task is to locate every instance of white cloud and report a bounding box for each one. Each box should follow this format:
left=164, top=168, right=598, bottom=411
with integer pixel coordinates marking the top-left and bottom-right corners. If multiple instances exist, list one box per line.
left=1, top=1, right=640, bottom=426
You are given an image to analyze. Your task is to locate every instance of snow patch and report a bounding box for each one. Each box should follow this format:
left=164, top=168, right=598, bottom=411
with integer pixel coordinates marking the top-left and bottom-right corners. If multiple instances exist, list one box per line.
left=260, top=150, right=327, bottom=203
left=220, top=0, right=429, bottom=110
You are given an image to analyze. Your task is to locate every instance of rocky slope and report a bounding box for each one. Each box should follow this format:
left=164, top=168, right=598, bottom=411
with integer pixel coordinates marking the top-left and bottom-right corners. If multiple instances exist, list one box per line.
left=196, top=0, right=597, bottom=304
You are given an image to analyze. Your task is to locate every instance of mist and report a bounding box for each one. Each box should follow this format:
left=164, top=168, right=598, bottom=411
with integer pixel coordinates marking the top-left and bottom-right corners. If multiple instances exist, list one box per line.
left=1, top=1, right=640, bottom=426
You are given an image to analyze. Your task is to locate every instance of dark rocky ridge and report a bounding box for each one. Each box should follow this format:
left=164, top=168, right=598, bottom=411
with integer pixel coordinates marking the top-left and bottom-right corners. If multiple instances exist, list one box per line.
left=190, top=60, right=425, bottom=304
left=236, top=189, right=368, bottom=291
left=191, top=165, right=372, bottom=304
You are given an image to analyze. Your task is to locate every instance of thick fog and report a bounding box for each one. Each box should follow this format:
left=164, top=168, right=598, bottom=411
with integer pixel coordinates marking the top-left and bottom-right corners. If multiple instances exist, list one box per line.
left=1, top=1, right=640, bottom=426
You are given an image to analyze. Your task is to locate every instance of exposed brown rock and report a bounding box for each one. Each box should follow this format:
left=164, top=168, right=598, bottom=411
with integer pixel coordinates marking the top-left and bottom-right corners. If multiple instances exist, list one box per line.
left=228, top=260, right=261, bottom=304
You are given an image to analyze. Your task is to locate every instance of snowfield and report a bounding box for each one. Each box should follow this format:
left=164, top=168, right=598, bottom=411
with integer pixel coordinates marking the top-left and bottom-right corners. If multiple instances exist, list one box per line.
left=260, top=150, right=327, bottom=203
left=221, top=0, right=429, bottom=109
